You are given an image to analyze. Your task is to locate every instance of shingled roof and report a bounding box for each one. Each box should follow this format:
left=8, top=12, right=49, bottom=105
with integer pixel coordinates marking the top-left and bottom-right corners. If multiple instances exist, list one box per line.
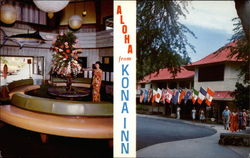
left=186, top=42, right=240, bottom=70
left=140, top=66, right=194, bottom=83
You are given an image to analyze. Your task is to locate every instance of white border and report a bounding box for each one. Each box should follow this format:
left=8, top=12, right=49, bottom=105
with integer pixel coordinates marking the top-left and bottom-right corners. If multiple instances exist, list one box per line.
left=114, top=1, right=136, bottom=157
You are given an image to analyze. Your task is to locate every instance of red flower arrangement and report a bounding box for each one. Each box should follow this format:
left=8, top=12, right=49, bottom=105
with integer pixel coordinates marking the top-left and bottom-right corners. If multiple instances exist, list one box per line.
left=51, top=32, right=82, bottom=78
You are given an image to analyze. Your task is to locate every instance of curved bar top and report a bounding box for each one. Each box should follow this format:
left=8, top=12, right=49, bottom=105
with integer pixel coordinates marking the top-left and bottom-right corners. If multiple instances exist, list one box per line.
left=0, top=105, right=113, bottom=139
left=11, top=93, right=113, bottom=116
left=8, top=85, right=40, bottom=99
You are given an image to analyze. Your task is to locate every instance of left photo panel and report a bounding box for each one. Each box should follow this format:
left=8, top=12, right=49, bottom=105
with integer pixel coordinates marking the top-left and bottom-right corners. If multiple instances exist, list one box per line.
left=0, top=0, right=113, bottom=157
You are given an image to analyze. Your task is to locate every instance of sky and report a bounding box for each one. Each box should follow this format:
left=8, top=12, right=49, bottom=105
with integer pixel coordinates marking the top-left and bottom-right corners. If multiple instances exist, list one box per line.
left=179, top=1, right=238, bottom=62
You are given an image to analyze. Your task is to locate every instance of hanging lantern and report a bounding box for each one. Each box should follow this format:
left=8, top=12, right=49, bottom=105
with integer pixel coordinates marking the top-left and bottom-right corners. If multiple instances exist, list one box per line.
left=82, top=10, right=87, bottom=17
left=33, top=0, right=69, bottom=18
left=69, top=15, right=83, bottom=30
left=47, top=12, right=54, bottom=19
left=0, top=4, right=17, bottom=24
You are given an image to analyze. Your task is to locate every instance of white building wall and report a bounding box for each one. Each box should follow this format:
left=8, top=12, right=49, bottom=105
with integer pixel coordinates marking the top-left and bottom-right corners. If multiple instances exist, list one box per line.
left=194, top=63, right=244, bottom=91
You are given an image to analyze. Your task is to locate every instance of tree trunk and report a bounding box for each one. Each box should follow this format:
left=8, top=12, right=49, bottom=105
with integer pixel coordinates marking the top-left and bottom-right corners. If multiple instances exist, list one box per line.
left=66, top=77, right=72, bottom=92
left=234, top=0, right=250, bottom=44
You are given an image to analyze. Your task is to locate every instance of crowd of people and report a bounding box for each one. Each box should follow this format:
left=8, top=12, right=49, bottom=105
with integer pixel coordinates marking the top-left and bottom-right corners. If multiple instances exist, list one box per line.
left=175, top=106, right=250, bottom=132
left=222, top=106, right=249, bottom=132
left=176, top=107, right=206, bottom=122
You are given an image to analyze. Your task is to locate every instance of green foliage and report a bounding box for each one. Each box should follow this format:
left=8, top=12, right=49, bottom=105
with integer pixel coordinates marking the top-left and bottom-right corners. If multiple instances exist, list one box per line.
left=137, top=0, right=195, bottom=80
left=231, top=82, right=250, bottom=110
left=0, top=57, right=8, bottom=64
left=229, top=18, right=249, bottom=83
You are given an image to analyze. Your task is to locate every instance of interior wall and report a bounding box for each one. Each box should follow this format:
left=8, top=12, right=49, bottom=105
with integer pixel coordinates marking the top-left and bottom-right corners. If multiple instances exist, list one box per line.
left=100, top=0, right=113, bottom=24
left=60, top=1, right=96, bottom=25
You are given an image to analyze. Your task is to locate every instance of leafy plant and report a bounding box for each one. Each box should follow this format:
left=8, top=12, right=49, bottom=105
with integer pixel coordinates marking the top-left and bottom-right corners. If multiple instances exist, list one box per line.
left=137, top=0, right=195, bottom=80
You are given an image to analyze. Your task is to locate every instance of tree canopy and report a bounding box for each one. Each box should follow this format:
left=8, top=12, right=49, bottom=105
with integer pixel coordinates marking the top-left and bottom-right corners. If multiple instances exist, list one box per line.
left=229, top=18, right=249, bottom=83
left=231, top=82, right=249, bottom=110
left=137, top=0, right=195, bottom=80
left=230, top=0, right=250, bottom=109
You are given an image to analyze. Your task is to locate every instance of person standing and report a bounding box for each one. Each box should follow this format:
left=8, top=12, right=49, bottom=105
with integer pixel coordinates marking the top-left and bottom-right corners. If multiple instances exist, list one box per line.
left=83, top=61, right=103, bottom=102
left=222, top=106, right=231, bottom=130
left=92, top=61, right=103, bottom=102
left=242, top=109, right=247, bottom=130
left=192, top=107, right=196, bottom=120
left=176, top=106, right=181, bottom=119
left=229, top=111, right=238, bottom=132
left=247, top=110, right=250, bottom=127
left=3, top=64, right=8, bottom=79
left=199, top=109, right=205, bottom=123
left=238, top=110, right=243, bottom=130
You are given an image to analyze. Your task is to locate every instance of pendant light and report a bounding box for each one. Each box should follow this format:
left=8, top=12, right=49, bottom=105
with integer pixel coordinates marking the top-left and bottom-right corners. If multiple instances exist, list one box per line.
left=68, top=1, right=83, bottom=30
left=0, top=3, right=17, bottom=24
left=33, top=0, right=69, bottom=19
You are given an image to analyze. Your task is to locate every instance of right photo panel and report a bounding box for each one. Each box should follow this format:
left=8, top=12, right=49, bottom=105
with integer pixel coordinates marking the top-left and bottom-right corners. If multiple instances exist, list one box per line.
left=136, top=1, right=250, bottom=158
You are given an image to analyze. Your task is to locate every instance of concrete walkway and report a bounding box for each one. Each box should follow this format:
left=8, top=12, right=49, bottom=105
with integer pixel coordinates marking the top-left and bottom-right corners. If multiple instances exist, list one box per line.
left=137, top=115, right=250, bottom=158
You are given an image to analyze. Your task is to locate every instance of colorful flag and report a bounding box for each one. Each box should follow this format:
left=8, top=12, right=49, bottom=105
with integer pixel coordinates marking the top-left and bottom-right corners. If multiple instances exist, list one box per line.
left=178, top=89, right=186, bottom=104
left=143, top=89, right=148, bottom=103
left=192, top=89, right=199, bottom=104
left=139, top=89, right=144, bottom=103
left=152, top=89, right=157, bottom=103
left=205, top=88, right=215, bottom=106
left=172, top=90, right=180, bottom=105
left=184, top=90, right=192, bottom=104
left=147, top=89, right=153, bottom=102
left=166, top=88, right=173, bottom=103
left=155, top=88, right=162, bottom=103
left=197, top=87, right=207, bottom=104
left=161, top=89, right=167, bottom=104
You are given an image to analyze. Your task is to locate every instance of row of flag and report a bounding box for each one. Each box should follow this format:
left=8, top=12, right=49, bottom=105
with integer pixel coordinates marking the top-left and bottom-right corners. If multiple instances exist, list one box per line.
left=139, top=87, right=215, bottom=106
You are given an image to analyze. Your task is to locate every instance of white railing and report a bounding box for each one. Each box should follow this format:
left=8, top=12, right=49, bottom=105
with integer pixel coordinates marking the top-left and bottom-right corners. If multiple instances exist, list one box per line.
left=82, top=70, right=113, bottom=82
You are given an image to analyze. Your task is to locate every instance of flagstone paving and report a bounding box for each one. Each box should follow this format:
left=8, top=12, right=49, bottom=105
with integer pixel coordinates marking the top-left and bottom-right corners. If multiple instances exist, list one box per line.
left=137, top=114, right=250, bottom=158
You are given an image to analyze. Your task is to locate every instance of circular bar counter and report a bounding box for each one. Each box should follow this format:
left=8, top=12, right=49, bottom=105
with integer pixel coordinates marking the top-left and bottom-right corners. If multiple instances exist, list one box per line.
left=0, top=105, right=113, bottom=139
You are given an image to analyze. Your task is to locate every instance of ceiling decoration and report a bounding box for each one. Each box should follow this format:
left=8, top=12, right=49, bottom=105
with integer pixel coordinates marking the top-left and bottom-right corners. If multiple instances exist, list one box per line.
left=0, top=3, right=17, bottom=24
left=69, top=15, right=83, bottom=30
left=68, top=1, right=86, bottom=30
left=33, top=0, right=69, bottom=19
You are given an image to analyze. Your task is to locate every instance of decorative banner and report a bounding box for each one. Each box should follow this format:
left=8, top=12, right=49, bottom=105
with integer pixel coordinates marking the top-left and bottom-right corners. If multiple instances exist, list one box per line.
left=178, top=89, right=186, bottom=104
left=152, top=89, right=157, bottom=103
left=155, top=88, right=162, bottom=103
left=161, top=89, right=167, bottom=104
left=114, top=1, right=136, bottom=157
left=205, top=88, right=215, bottom=106
left=147, top=89, right=153, bottom=102
left=139, top=89, right=144, bottom=103
left=192, top=89, right=199, bottom=104
left=166, top=88, right=173, bottom=103
left=184, top=90, right=192, bottom=104
left=197, top=87, right=207, bottom=104
left=172, top=90, right=180, bottom=105
left=143, top=89, right=148, bottom=103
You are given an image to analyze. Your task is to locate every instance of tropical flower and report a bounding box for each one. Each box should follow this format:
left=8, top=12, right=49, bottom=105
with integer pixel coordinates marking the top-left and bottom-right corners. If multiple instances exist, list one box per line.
left=51, top=32, right=82, bottom=78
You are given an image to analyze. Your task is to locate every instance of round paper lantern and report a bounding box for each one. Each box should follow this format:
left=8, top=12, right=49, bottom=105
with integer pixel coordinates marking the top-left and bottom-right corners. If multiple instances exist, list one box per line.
left=69, top=15, right=83, bottom=30
left=82, top=10, right=87, bottom=17
left=0, top=4, right=17, bottom=24
left=33, top=0, right=69, bottom=14
left=47, top=12, right=54, bottom=19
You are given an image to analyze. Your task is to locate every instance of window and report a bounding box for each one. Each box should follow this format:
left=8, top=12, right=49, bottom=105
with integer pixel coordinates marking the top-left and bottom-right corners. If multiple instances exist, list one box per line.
left=141, top=83, right=145, bottom=88
left=33, top=56, right=44, bottom=76
left=102, top=56, right=113, bottom=72
left=198, top=64, right=224, bottom=82
left=78, top=57, right=87, bottom=68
